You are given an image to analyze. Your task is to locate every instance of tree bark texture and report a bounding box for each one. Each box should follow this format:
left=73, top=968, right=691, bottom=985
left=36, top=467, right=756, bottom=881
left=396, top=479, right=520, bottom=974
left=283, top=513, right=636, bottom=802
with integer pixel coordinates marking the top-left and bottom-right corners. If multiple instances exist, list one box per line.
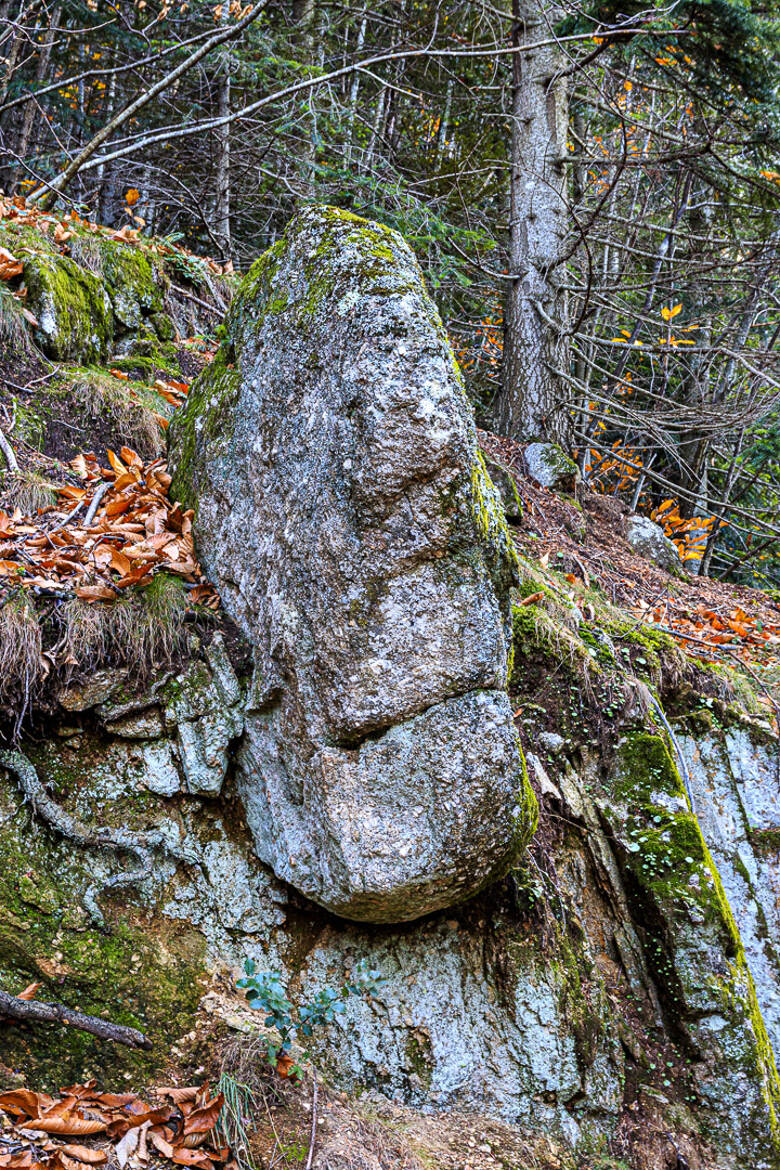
left=494, top=0, right=570, bottom=446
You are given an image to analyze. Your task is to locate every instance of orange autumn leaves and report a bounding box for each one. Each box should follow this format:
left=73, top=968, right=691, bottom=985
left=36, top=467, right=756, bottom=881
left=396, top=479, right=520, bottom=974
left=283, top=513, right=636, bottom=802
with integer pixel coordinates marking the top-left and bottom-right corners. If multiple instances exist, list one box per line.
left=0, top=447, right=217, bottom=607
left=631, top=595, right=780, bottom=662
left=0, top=195, right=234, bottom=278
left=0, top=1081, right=232, bottom=1170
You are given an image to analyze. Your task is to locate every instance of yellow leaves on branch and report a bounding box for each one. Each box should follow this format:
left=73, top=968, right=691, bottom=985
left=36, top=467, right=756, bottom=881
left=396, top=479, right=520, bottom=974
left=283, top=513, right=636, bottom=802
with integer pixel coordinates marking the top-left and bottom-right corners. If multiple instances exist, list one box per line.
left=651, top=498, right=726, bottom=562
left=213, top=1, right=252, bottom=18
left=661, top=303, right=682, bottom=321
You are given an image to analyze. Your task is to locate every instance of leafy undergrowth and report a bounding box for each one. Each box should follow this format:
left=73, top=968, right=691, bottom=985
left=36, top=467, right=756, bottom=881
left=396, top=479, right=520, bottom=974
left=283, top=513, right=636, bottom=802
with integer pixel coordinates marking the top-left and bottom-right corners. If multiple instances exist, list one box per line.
left=0, top=444, right=220, bottom=725
left=0, top=446, right=217, bottom=602
left=0, top=1081, right=229, bottom=1170
left=0, top=194, right=233, bottom=294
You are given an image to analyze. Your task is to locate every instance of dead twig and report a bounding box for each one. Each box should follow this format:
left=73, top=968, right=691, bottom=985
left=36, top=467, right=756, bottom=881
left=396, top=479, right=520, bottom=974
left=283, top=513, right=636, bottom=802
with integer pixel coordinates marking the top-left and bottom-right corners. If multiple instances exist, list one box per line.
left=83, top=480, right=110, bottom=527
left=48, top=496, right=86, bottom=534
left=170, top=284, right=224, bottom=317
left=0, top=425, right=19, bottom=473
left=304, top=1071, right=318, bottom=1170
left=0, top=986, right=151, bottom=1048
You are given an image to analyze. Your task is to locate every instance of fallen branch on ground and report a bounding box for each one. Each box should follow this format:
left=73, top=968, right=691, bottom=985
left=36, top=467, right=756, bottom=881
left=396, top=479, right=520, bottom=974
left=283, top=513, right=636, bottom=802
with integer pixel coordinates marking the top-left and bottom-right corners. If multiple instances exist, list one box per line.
left=0, top=987, right=151, bottom=1048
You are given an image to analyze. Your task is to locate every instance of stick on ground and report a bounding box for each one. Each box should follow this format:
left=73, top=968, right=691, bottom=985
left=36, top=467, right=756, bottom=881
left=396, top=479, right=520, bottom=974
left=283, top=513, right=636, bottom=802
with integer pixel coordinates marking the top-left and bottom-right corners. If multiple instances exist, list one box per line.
left=0, top=987, right=151, bottom=1049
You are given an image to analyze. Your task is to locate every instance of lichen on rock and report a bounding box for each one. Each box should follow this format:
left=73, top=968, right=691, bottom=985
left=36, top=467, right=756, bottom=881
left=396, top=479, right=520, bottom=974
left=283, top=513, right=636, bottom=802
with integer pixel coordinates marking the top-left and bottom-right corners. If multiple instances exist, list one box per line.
left=23, top=252, right=113, bottom=363
left=170, top=205, right=536, bottom=923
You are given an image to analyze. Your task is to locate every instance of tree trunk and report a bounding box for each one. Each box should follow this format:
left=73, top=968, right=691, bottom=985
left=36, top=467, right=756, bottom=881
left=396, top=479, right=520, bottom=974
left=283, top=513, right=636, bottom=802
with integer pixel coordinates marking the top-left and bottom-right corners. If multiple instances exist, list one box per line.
left=13, top=2, right=61, bottom=190
left=293, top=0, right=317, bottom=191
left=215, top=4, right=232, bottom=260
left=343, top=16, right=366, bottom=167
left=493, top=0, right=569, bottom=446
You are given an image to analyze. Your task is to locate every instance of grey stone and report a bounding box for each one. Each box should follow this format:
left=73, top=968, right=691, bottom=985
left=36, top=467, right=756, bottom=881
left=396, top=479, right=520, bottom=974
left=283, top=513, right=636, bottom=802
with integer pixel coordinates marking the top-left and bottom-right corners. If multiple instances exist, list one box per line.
left=104, top=709, right=165, bottom=740
left=626, top=514, right=682, bottom=572
left=140, top=740, right=182, bottom=797
left=59, top=668, right=129, bottom=711
left=523, top=442, right=579, bottom=492
left=681, top=728, right=780, bottom=1057
left=97, top=668, right=176, bottom=721
left=164, top=633, right=244, bottom=796
left=170, top=205, right=536, bottom=921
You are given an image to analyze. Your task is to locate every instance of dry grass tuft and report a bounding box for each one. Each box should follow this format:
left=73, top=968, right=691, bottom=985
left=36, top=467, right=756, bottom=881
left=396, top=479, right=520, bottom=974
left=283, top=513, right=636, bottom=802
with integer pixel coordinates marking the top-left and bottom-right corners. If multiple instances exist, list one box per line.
left=68, top=235, right=104, bottom=274
left=0, top=288, right=32, bottom=354
left=2, top=467, right=58, bottom=515
left=63, top=574, right=188, bottom=679
left=213, top=1072, right=258, bottom=1170
left=71, top=370, right=165, bottom=459
left=0, top=593, right=44, bottom=723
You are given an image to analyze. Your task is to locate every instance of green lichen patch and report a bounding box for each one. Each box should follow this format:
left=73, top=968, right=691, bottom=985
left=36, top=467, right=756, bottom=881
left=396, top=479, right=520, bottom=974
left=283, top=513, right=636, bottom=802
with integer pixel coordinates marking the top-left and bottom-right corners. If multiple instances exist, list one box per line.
left=469, top=452, right=520, bottom=599
left=0, top=773, right=205, bottom=1086
left=100, top=240, right=167, bottom=329
left=169, top=342, right=242, bottom=511
left=609, top=733, right=714, bottom=910
left=23, top=253, right=113, bottom=363
left=600, top=731, right=780, bottom=1159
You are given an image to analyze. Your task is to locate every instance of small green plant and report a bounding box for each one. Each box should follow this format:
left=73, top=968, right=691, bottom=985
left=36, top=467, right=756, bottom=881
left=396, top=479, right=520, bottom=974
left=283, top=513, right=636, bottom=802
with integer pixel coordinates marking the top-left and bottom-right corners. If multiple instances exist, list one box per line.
left=236, top=959, right=386, bottom=1078
left=213, top=1072, right=257, bottom=1170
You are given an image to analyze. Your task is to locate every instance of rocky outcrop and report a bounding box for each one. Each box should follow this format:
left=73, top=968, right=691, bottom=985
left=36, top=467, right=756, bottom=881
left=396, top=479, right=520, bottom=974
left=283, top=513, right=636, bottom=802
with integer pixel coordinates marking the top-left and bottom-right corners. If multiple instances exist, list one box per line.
left=5, top=207, right=780, bottom=1170
left=626, top=513, right=682, bottom=572
left=7, top=228, right=225, bottom=365
left=169, top=205, right=536, bottom=923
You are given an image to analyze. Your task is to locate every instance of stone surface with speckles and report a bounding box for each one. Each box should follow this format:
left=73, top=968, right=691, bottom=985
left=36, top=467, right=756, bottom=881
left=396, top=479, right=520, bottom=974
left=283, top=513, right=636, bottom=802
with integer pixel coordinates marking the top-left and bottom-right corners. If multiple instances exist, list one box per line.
left=169, top=205, right=536, bottom=921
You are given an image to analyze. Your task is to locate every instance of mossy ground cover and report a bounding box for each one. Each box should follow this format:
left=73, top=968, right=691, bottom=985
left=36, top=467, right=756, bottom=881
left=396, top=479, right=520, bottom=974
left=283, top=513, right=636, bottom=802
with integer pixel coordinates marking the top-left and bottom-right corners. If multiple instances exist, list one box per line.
left=0, top=768, right=205, bottom=1087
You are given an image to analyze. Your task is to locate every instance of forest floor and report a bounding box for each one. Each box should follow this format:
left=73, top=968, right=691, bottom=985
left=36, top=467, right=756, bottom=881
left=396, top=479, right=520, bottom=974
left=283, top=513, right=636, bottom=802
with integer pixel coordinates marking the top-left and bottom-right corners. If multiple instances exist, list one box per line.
left=480, top=429, right=780, bottom=723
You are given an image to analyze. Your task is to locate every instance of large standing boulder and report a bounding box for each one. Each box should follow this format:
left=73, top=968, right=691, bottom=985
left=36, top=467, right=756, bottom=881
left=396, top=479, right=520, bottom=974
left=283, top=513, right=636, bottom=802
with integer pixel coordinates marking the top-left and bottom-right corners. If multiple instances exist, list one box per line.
left=169, top=206, right=536, bottom=922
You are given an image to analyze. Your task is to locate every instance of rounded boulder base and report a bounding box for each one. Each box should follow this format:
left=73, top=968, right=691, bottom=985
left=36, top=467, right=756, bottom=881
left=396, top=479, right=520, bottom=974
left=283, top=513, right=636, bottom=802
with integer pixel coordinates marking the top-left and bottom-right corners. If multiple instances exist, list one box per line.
left=238, top=688, right=536, bottom=923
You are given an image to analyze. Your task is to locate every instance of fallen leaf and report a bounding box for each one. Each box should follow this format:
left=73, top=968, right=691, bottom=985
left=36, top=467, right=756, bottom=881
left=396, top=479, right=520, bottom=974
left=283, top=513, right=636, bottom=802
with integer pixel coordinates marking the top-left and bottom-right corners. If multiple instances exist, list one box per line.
left=0, top=246, right=23, bottom=279
left=57, top=1147, right=107, bottom=1165
left=24, top=1118, right=107, bottom=1137
left=17, top=981, right=42, bottom=1001
left=516, top=591, right=544, bottom=607
left=73, top=584, right=119, bottom=602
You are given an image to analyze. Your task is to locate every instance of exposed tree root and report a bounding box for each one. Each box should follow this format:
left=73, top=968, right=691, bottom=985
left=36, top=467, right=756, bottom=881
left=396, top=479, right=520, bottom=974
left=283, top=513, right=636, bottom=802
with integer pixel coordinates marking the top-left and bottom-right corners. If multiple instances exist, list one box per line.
left=0, top=747, right=200, bottom=929
left=0, top=987, right=151, bottom=1049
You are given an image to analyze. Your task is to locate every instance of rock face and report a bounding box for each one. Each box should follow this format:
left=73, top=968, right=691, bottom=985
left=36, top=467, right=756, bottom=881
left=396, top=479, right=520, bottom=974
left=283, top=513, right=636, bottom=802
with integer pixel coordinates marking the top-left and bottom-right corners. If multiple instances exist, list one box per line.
left=14, top=234, right=223, bottom=366
left=523, top=441, right=580, bottom=492
left=626, top=513, right=682, bottom=572
left=170, top=206, right=536, bottom=922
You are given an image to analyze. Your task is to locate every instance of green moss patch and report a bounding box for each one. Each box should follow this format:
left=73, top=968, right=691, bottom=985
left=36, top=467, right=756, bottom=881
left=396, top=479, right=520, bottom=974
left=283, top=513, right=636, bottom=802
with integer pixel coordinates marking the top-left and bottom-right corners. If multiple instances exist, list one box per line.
left=24, top=253, right=113, bottom=363
left=0, top=773, right=205, bottom=1087
left=169, top=343, right=242, bottom=511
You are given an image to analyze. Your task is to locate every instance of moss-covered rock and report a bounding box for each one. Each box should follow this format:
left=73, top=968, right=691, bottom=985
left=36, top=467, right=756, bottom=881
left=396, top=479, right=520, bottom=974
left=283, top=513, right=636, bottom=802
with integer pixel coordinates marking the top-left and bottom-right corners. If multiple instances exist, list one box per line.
left=0, top=770, right=205, bottom=1086
left=24, top=253, right=113, bottom=363
left=97, top=239, right=167, bottom=332
left=598, top=731, right=780, bottom=1166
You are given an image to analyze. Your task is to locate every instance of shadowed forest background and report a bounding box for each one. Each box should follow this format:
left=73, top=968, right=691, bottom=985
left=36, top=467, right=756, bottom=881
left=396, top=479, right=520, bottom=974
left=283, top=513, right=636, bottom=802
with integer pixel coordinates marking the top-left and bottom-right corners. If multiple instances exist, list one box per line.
left=0, top=0, right=779, bottom=582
